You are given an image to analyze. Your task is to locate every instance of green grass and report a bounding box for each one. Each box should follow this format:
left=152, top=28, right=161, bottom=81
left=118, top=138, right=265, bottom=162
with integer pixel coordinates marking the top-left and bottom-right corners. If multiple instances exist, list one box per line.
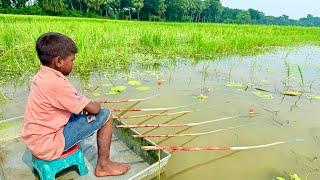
left=1, top=14, right=320, bottom=82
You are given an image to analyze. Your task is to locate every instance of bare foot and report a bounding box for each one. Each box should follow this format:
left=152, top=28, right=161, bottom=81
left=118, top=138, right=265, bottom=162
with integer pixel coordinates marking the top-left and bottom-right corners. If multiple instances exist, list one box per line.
left=95, top=160, right=131, bottom=177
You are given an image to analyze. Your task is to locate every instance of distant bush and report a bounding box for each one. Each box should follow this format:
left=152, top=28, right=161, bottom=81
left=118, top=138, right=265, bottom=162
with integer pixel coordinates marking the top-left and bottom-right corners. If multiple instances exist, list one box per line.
left=0, top=6, right=103, bottom=18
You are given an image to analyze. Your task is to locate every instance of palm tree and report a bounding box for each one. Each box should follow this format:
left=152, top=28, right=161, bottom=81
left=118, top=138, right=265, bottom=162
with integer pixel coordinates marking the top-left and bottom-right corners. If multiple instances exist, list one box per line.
left=38, top=0, right=66, bottom=13
left=133, top=0, right=143, bottom=20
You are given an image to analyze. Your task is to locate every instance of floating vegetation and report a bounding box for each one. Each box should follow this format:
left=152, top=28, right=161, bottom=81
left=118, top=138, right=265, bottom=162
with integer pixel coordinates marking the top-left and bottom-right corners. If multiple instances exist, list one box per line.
left=136, top=86, right=151, bottom=91
left=225, top=82, right=243, bottom=88
left=0, top=123, right=9, bottom=131
left=92, top=92, right=101, bottom=97
left=307, top=94, right=320, bottom=100
left=128, top=80, right=142, bottom=86
left=193, top=94, right=208, bottom=102
left=111, top=86, right=127, bottom=92
left=107, top=86, right=127, bottom=95
left=253, top=91, right=273, bottom=100
left=276, top=173, right=301, bottom=180
left=282, top=91, right=301, bottom=96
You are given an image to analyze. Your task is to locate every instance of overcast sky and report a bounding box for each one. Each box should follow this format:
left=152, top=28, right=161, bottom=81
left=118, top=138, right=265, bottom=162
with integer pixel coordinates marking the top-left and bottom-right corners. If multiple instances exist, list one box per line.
left=220, top=0, right=320, bottom=19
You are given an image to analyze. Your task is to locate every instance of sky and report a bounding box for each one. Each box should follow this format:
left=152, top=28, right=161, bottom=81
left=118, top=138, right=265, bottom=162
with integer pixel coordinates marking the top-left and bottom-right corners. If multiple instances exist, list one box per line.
left=220, top=0, right=320, bottom=19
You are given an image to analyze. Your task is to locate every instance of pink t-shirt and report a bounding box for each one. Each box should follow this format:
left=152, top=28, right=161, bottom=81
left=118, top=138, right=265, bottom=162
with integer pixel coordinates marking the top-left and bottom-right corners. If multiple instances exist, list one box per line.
left=21, top=65, right=90, bottom=160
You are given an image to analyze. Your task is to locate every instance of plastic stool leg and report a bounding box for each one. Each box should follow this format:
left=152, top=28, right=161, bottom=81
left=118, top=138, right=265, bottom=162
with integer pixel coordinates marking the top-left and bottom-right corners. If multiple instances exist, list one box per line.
left=42, top=165, right=56, bottom=180
left=77, top=163, right=88, bottom=176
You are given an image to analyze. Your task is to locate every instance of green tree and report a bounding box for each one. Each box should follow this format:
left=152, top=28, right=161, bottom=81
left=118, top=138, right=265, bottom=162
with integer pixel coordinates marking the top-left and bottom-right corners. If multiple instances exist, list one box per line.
left=203, top=0, right=223, bottom=22
left=0, top=0, right=13, bottom=8
left=235, top=10, right=251, bottom=24
left=133, top=0, right=143, bottom=19
left=248, top=8, right=264, bottom=22
left=84, top=0, right=106, bottom=12
left=194, top=0, right=205, bottom=22
left=105, top=0, right=120, bottom=17
left=158, top=0, right=166, bottom=20
left=165, top=0, right=184, bottom=21
left=38, top=0, right=66, bottom=13
left=140, top=0, right=158, bottom=20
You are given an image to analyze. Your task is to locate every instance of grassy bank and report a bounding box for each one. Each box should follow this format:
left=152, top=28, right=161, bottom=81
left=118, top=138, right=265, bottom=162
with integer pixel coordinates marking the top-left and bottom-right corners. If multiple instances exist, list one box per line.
left=1, top=14, right=320, bottom=82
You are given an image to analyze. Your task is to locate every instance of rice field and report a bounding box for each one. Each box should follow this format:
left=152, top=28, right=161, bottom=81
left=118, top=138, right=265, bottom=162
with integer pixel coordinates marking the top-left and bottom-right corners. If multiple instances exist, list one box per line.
left=1, top=14, right=320, bottom=83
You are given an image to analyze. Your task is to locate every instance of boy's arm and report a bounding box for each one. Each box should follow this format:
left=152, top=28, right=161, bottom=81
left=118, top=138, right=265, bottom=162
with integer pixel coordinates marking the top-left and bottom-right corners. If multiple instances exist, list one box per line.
left=84, top=102, right=101, bottom=115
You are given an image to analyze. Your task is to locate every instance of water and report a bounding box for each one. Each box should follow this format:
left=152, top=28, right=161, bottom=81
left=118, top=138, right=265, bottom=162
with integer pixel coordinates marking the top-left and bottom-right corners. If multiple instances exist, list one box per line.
left=1, top=46, right=320, bottom=179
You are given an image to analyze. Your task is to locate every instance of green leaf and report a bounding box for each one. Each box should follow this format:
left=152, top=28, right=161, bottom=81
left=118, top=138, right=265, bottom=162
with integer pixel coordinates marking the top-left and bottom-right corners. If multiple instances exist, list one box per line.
left=136, top=86, right=151, bottom=91
left=289, top=174, right=301, bottom=180
left=128, top=80, right=142, bottom=86
left=276, top=177, right=286, bottom=180
left=307, top=94, right=320, bottom=100
left=0, top=124, right=9, bottom=131
left=92, top=92, right=101, bottom=97
left=283, top=91, right=301, bottom=96
left=107, top=90, right=120, bottom=95
left=111, top=86, right=127, bottom=92
left=253, top=91, right=273, bottom=100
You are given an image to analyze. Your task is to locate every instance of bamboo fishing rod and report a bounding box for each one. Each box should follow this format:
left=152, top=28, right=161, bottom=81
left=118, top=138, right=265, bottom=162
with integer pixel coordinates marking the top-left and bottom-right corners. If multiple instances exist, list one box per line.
left=141, top=138, right=304, bottom=151
left=110, top=102, right=197, bottom=112
left=115, top=110, right=192, bottom=119
left=116, top=115, right=244, bottom=128
left=99, top=94, right=159, bottom=104
left=132, top=123, right=255, bottom=138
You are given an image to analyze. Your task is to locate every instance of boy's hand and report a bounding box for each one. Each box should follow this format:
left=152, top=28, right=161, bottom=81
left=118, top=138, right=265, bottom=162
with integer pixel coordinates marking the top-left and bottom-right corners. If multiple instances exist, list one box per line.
left=84, top=102, right=101, bottom=115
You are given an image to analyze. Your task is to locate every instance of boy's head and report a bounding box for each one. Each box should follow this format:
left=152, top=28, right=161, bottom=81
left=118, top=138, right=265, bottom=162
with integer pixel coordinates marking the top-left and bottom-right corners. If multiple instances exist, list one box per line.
left=36, top=32, right=77, bottom=75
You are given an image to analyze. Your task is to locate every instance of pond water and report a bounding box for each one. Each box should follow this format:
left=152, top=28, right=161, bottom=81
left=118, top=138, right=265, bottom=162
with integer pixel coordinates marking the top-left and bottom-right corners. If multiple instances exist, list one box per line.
left=1, top=46, right=320, bottom=179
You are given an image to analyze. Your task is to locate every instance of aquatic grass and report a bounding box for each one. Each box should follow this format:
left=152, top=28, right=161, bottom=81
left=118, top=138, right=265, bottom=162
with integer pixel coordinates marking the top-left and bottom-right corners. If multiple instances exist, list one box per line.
left=297, top=65, right=305, bottom=88
left=1, top=14, right=320, bottom=82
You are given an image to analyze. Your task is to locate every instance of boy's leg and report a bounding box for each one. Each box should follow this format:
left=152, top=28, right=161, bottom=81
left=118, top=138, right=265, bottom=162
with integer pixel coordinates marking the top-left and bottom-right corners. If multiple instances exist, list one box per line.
left=95, top=113, right=131, bottom=177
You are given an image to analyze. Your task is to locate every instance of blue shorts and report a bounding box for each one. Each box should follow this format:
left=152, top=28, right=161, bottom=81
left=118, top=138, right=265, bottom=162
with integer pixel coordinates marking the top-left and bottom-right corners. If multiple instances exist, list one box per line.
left=63, top=109, right=111, bottom=151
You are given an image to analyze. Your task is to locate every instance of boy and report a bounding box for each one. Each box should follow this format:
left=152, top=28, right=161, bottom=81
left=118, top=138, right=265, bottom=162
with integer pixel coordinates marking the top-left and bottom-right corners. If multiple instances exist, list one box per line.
left=21, top=32, right=130, bottom=177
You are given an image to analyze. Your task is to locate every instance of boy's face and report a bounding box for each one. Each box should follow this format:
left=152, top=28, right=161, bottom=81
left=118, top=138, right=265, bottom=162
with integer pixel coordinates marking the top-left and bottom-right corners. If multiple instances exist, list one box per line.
left=56, top=53, right=75, bottom=76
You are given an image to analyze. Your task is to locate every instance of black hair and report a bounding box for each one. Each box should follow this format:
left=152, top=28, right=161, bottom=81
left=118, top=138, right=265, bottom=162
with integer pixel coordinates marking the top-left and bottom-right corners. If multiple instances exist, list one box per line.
left=35, top=32, right=77, bottom=66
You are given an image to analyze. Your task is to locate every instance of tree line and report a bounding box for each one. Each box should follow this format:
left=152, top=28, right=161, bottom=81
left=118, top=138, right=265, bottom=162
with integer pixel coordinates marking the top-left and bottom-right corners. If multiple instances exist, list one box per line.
left=1, top=0, right=320, bottom=27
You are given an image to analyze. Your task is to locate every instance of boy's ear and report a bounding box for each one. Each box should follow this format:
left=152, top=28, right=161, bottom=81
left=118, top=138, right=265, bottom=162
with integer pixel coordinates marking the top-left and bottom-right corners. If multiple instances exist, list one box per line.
left=53, top=56, right=64, bottom=68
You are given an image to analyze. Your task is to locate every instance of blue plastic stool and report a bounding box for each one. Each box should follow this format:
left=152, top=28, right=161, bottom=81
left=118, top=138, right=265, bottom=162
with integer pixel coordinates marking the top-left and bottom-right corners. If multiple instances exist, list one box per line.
left=32, top=143, right=88, bottom=180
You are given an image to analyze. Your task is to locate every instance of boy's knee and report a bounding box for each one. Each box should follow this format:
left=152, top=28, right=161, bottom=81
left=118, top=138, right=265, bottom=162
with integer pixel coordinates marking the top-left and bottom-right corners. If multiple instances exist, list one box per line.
left=97, top=109, right=111, bottom=125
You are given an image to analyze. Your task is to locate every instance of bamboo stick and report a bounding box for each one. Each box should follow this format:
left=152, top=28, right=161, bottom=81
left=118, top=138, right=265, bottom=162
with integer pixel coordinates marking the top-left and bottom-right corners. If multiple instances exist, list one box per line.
left=142, top=113, right=188, bottom=135
left=99, top=94, right=158, bottom=104
left=116, top=101, right=141, bottom=117
left=116, top=110, right=192, bottom=119
left=138, top=110, right=169, bottom=125
left=133, top=123, right=254, bottom=138
left=116, top=115, right=241, bottom=128
left=142, top=138, right=304, bottom=151
left=111, top=102, right=197, bottom=112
